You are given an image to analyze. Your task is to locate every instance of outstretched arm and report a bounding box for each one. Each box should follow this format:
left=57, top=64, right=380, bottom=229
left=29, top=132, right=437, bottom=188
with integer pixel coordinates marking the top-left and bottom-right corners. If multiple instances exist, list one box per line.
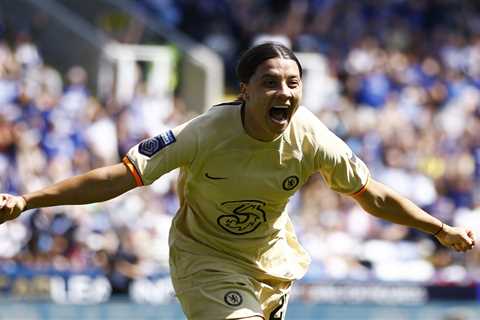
left=0, top=163, right=137, bottom=224
left=352, top=178, right=475, bottom=252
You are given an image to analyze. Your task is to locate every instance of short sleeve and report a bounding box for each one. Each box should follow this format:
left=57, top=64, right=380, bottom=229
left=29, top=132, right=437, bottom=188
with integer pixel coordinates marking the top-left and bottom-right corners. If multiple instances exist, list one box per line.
left=123, top=121, right=197, bottom=186
left=314, top=131, right=370, bottom=195
left=295, top=108, right=370, bottom=195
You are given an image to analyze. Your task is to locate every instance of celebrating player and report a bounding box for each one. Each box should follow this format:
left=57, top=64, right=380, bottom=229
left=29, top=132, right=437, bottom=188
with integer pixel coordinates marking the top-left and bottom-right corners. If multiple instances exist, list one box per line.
left=0, top=42, right=475, bottom=320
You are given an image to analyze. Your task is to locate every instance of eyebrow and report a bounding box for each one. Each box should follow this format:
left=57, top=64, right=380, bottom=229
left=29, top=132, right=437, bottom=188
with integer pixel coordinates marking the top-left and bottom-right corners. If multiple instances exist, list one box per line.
left=261, top=72, right=280, bottom=78
left=260, top=73, right=300, bottom=79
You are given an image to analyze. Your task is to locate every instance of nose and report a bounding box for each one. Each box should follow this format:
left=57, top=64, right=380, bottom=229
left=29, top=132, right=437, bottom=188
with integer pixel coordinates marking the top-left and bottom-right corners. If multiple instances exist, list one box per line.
left=277, top=82, right=292, bottom=100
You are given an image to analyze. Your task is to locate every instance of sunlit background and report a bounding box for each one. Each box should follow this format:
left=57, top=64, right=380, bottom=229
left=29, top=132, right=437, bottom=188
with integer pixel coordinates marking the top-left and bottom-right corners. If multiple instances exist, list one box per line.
left=0, top=0, right=480, bottom=319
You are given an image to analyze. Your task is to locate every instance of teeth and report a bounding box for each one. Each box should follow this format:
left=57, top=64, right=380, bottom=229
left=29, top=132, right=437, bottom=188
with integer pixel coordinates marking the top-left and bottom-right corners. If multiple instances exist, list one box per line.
left=273, top=105, right=289, bottom=109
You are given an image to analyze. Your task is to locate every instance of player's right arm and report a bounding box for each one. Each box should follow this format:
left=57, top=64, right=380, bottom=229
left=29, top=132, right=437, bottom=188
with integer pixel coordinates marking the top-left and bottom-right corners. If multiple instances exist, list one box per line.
left=0, top=163, right=137, bottom=224
left=0, top=114, right=201, bottom=225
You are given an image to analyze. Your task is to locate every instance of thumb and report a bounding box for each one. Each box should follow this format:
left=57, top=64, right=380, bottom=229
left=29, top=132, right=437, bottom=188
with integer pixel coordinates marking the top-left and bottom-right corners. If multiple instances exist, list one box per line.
left=5, top=196, right=25, bottom=217
left=0, top=193, right=11, bottom=206
left=466, top=229, right=476, bottom=243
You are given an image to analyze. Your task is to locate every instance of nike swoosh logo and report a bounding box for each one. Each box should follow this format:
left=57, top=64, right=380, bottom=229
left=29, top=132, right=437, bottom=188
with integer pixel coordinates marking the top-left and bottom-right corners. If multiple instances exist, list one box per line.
left=205, top=173, right=228, bottom=180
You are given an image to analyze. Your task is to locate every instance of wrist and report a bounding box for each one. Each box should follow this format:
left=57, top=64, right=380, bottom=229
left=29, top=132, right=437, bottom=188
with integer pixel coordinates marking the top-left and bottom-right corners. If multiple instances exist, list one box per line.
left=433, top=222, right=444, bottom=237
left=20, top=195, right=28, bottom=211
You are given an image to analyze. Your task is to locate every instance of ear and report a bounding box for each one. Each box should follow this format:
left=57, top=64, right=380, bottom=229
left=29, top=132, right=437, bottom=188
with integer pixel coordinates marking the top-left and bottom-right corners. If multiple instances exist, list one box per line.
left=240, top=83, right=248, bottom=100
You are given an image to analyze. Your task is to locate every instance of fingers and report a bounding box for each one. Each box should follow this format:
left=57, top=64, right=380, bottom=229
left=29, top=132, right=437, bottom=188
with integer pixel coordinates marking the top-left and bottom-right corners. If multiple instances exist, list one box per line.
left=0, top=196, right=10, bottom=225
left=462, top=229, right=475, bottom=251
left=0, top=194, right=7, bottom=209
left=0, top=194, right=10, bottom=216
left=449, top=242, right=466, bottom=252
left=467, top=229, right=475, bottom=246
left=451, top=237, right=475, bottom=252
left=452, top=243, right=465, bottom=252
left=0, top=194, right=20, bottom=225
left=3, top=197, right=14, bottom=212
left=0, top=194, right=12, bottom=208
left=441, top=227, right=476, bottom=252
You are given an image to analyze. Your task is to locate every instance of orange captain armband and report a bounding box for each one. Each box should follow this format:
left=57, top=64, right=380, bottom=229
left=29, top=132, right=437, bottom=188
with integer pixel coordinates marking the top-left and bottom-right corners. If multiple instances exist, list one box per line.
left=350, top=176, right=370, bottom=197
left=122, top=156, right=144, bottom=186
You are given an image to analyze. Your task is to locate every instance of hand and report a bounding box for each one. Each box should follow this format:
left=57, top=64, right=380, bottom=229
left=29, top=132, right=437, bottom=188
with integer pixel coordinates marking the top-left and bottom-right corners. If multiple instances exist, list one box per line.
left=435, top=224, right=475, bottom=252
left=0, top=194, right=26, bottom=224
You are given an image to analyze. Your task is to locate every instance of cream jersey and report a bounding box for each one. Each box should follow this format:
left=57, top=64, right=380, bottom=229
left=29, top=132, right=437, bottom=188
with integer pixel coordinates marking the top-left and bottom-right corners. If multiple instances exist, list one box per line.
left=123, top=103, right=370, bottom=283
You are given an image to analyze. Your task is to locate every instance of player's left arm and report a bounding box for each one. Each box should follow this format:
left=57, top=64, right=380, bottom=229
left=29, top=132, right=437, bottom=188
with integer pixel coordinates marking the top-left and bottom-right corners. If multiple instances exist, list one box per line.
left=351, top=178, right=475, bottom=252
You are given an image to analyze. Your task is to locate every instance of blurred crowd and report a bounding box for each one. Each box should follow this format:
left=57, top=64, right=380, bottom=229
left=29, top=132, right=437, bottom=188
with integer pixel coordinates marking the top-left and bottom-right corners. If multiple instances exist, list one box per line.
left=1, top=0, right=480, bottom=295
left=0, top=31, right=192, bottom=293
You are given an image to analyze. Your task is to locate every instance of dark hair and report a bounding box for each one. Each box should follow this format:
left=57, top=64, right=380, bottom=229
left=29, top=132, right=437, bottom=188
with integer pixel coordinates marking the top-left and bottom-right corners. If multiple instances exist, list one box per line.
left=236, top=42, right=303, bottom=83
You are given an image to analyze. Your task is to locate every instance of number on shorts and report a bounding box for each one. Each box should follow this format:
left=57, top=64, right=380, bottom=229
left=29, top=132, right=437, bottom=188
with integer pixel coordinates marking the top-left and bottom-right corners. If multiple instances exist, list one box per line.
left=269, top=294, right=287, bottom=320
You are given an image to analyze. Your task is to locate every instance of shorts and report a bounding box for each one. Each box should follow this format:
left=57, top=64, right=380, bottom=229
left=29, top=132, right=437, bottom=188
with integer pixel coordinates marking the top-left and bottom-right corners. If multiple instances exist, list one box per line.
left=172, top=269, right=291, bottom=320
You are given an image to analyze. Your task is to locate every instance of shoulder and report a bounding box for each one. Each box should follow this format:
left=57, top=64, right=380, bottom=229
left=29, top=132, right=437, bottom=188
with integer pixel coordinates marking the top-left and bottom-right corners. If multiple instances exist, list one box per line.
left=180, top=101, right=240, bottom=128
left=198, top=101, right=241, bottom=123
left=290, top=106, right=346, bottom=152
left=206, top=101, right=243, bottom=125
left=173, top=101, right=241, bottom=142
left=293, top=105, right=314, bottom=122
left=291, top=106, right=330, bottom=134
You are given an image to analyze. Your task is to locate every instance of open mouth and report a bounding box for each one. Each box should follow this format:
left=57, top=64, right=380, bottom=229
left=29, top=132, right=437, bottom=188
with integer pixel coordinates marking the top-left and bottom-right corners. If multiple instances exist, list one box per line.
left=269, top=105, right=290, bottom=124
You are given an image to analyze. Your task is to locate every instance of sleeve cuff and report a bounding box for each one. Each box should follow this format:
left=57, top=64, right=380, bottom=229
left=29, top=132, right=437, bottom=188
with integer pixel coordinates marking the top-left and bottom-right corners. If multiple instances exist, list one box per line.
left=349, top=175, right=370, bottom=197
left=122, top=156, right=144, bottom=187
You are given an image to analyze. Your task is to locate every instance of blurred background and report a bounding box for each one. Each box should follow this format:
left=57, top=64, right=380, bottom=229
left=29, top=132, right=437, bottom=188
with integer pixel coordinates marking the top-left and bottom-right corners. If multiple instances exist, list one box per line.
left=0, top=0, right=480, bottom=319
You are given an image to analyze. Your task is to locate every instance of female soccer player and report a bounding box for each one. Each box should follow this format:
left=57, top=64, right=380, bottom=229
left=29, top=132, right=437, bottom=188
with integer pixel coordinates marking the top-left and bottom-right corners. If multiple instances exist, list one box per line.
left=0, top=42, right=475, bottom=320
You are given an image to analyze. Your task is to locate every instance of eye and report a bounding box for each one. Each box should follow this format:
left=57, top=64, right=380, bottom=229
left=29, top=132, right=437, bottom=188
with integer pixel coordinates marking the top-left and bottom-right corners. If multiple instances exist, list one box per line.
left=263, top=79, right=277, bottom=88
left=288, top=82, right=298, bottom=89
left=288, top=79, right=300, bottom=89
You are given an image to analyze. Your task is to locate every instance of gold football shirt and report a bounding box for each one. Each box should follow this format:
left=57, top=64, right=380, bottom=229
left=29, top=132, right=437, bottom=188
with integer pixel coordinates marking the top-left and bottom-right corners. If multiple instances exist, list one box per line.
left=123, top=103, right=370, bottom=283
